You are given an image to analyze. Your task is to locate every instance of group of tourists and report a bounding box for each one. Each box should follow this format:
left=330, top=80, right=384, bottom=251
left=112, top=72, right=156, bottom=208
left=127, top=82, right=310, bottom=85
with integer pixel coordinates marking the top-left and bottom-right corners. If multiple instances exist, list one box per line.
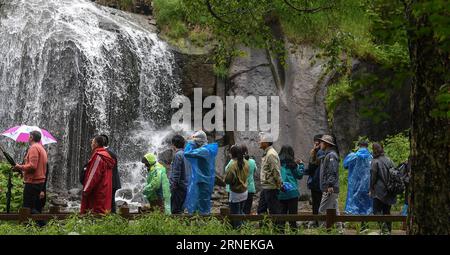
left=9, top=128, right=409, bottom=234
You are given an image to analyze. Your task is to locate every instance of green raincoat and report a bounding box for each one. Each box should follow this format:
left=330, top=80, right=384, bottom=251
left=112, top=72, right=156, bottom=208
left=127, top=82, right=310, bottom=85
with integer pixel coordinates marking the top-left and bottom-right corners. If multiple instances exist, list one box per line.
left=142, top=153, right=171, bottom=214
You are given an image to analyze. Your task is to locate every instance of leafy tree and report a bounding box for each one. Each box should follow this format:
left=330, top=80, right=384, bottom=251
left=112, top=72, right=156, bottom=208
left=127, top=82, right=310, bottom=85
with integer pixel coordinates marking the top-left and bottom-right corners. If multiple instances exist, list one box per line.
left=403, top=0, right=449, bottom=234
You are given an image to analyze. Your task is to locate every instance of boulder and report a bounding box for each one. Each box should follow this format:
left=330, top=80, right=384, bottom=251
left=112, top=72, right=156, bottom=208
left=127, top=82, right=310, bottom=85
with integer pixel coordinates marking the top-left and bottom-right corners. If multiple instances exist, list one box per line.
left=68, top=188, right=81, bottom=197
left=51, top=198, right=68, bottom=207
left=116, top=188, right=133, bottom=200
left=116, top=200, right=128, bottom=208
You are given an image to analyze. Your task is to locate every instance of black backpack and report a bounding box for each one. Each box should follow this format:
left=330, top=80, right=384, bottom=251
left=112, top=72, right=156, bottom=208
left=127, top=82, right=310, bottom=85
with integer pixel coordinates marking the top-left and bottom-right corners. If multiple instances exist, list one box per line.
left=385, top=164, right=406, bottom=195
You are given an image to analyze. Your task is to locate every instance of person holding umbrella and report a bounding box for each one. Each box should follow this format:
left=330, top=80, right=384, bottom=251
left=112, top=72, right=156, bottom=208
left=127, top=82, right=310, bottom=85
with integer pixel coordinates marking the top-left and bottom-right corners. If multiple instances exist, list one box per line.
left=12, top=131, right=48, bottom=214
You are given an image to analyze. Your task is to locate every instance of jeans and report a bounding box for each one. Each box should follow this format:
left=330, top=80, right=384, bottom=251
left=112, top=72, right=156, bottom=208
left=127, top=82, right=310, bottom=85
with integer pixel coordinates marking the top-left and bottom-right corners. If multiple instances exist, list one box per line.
left=280, top=197, right=298, bottom=229
left=373, top=198, right=392, bottom=233
left=229, top=201, right=245, bottom=228
left=171, top=187, right=187, bottom=214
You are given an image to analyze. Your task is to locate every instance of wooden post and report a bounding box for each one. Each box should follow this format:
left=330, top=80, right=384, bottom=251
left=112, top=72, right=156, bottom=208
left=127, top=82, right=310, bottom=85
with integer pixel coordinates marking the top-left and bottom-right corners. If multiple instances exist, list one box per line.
left=119, top=206, right=130, bottom=219
left=49, top=206, right=60, bottom=214
left=220, top=207, right=230, bottom=225
left=326, top=209, right=336, bottom=230
left=18, top=208, right=31, bottom=224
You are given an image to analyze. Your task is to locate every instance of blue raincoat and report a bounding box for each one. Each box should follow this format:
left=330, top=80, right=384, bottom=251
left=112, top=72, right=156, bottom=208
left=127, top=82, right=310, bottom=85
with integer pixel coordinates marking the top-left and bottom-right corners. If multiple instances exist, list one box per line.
left=183, top=141, right=218, bottom=215
left=343, top=147, right=373, bottom=215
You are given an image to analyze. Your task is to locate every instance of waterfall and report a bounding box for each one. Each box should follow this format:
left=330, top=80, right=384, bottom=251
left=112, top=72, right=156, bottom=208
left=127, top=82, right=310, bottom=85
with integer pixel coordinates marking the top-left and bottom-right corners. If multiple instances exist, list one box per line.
left=0, top=0, right=182, bottom=208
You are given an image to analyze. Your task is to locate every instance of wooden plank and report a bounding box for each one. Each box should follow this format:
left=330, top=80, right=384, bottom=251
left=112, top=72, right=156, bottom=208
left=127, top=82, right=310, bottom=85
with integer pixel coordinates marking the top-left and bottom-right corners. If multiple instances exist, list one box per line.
left=326, top=209, right=337, bottom=229
left=336, top=215, right=406, bottom=222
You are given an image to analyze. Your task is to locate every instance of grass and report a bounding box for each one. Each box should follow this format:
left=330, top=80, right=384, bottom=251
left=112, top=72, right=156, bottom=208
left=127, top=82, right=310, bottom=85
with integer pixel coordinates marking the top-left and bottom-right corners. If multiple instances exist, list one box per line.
left=0, top=212, right=340, bottom=235
left=152, top=0, right=213, bottom=51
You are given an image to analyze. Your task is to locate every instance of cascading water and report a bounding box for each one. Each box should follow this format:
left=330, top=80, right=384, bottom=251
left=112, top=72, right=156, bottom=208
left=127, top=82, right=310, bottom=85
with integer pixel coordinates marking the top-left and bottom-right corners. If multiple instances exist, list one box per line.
left=0, top=0, right=182, bottom=210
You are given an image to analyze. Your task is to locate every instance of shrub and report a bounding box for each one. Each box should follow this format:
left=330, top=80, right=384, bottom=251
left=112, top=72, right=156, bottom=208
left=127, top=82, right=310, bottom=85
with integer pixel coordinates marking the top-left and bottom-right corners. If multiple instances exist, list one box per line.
left=0, top=162, right=24, bottom=212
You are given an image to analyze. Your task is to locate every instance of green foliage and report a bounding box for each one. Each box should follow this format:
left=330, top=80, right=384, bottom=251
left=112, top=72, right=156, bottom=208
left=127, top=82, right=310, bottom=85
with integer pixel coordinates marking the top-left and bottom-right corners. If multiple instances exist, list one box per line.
left=338, top=161, right=348, bottom=211
left=431, top=84, right=450, bottom=119
left=0, top=162, right=23, bottom=212
left=153, top=0, right=187, bottom=28
left=323, top=0, right=412, bottom=125
left=325, top=76, right=352, bottom=120
left=350, top=132, right=409, bottom=166
left=151, top=0, right=415, bottom=85
left=178, top=0, right=380, bottom=75
left=383, top=132, right=410, bottom=166
left=118, top=0, right=133, bottom=10
left=0, top=211, right=338, bottom=235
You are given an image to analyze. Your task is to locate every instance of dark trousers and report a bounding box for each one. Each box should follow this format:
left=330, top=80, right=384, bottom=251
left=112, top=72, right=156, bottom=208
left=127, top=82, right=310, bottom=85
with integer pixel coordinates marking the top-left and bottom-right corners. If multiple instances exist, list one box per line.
left=257, top=189, right=283, bottom=229
left=23, top=183, right=44, bottom=213
left=309, top=190, right=322, bottom=227
left=257, top=189, right=281, bottom=215
left=111, top=188, right=118, bottom=213
left=280, top=197, right=298, bottom=229
left=23, top=183, right=46, bottom=227
left=373, top=198, right=392, bottom=233
left=311, top=190, right=322, bottom=215
left=242, top=193, right=254, bottom=215
left=229, top=200, right=245, bottom=228
left=171, top=188, right=187, bottom=214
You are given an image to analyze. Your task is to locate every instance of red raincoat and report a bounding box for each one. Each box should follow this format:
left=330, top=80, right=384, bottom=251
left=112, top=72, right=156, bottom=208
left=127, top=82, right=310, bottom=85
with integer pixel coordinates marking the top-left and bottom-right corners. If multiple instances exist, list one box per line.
left=80, top=147, right=116, bottom=214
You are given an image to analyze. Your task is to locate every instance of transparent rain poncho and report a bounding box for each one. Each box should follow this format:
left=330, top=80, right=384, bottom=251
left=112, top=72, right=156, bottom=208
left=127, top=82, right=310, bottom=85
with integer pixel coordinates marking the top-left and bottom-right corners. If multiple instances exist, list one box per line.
left=343, top=148, right=373, bottom=215
left=183, top=141, right=218, bottom=215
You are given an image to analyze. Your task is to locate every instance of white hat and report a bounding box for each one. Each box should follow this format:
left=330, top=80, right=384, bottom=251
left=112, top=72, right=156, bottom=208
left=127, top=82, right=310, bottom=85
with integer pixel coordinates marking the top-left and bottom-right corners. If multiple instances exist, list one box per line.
left=259, top=132, right=274, bottom=143
left=193, top=130, right=207, bottom=146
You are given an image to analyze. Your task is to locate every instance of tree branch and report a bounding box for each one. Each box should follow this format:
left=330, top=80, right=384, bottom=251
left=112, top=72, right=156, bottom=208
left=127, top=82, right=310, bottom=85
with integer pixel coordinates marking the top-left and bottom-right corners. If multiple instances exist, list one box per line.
left=205, top=0, right=231, bottom=24
left=283, top=0, right=335, bottom=14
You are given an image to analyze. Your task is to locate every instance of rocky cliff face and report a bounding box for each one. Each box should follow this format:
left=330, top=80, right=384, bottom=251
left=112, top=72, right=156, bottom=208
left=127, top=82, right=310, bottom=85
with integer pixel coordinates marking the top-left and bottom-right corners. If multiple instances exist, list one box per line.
left=331, top=60, right=411, bottom=154
left=225, top=45, right=331, bottom=194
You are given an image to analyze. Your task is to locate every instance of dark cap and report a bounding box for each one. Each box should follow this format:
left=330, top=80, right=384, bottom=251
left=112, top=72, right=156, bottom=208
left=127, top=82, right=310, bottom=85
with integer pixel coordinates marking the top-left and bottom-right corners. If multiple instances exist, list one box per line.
left=313, top=134, right=323, bottom=142
left=358, top=140, right=369, bottom=147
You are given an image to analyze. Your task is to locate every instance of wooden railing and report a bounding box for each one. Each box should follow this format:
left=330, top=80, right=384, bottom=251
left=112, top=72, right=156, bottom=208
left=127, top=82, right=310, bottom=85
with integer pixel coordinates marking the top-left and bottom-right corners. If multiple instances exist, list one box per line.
left=0, top=206, right=406, bottom=231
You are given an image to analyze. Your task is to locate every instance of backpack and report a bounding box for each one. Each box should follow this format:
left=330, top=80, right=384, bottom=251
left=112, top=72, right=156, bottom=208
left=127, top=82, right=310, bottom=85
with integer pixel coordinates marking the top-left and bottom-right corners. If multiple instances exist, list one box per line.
left=385, top=165, right=406, bottom=195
